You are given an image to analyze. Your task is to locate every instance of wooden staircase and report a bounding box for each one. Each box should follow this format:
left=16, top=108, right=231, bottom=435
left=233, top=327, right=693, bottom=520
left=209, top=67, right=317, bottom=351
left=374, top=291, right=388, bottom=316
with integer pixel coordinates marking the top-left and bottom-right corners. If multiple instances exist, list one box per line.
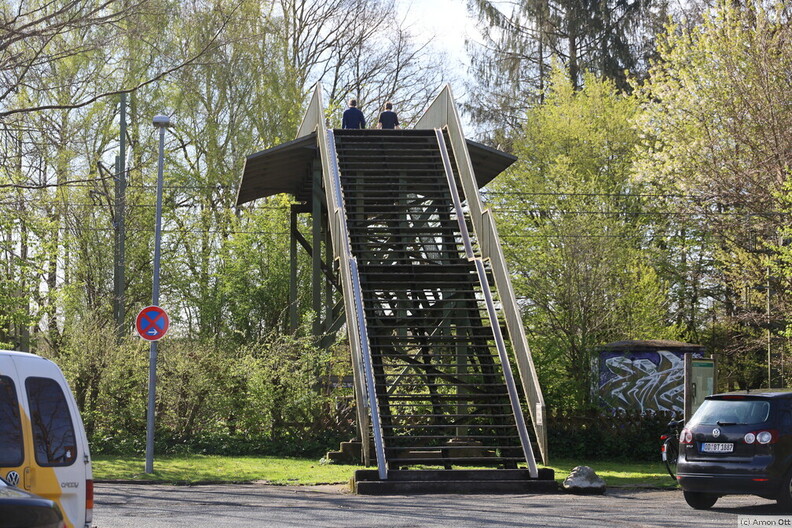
left=328, top=129, right=554, bottom=492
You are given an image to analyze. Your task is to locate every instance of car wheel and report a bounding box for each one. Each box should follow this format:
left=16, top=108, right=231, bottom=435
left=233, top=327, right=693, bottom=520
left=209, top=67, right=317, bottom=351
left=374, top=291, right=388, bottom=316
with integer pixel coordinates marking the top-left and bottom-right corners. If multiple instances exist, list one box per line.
left=683, top=490, right=718, bottom=510
left=777, top=470, right=792, bottom=511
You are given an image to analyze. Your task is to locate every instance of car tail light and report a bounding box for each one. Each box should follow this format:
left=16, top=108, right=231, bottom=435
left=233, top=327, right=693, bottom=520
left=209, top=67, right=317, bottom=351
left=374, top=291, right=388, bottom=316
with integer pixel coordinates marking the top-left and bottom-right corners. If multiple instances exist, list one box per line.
left=86, top=479, right=94, bottom=524
left=680, top=428, right=693, bottom=444
left=757, top=430, right=777, bottom=444
left=744, top=430, right=777, bottom=445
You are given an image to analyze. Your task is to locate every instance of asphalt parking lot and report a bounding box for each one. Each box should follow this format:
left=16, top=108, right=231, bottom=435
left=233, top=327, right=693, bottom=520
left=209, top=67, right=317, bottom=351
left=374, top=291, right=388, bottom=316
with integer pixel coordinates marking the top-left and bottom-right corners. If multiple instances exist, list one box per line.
left=94, top=482, right=790, bottom=527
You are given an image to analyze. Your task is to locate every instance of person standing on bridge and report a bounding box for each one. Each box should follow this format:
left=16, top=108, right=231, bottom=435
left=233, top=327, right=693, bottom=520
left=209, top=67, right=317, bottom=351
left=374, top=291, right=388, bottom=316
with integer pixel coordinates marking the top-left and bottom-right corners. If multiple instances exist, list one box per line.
left=342, top=99, right=366, bottom=129
left=377, top=101, right=399, bottom=129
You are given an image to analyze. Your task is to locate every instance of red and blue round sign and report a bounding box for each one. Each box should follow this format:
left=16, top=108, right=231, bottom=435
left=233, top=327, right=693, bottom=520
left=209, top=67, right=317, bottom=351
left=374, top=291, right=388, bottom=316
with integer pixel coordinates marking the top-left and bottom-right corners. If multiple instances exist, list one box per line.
left=135, top=306, right=170, bottom=341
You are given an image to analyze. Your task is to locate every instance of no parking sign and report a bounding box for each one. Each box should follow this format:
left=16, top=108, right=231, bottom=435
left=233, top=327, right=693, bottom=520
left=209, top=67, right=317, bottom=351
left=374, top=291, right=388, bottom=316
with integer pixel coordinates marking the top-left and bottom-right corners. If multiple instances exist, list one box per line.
left=136, top=306, right=170, bottom=341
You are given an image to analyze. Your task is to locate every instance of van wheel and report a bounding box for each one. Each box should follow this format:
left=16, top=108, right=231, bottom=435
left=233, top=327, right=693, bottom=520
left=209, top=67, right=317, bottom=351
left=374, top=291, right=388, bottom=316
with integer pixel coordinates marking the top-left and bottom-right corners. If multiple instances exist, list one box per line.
left=777, top=470, right=792, bottom=510
left=683, top=491, right=718, bottom=510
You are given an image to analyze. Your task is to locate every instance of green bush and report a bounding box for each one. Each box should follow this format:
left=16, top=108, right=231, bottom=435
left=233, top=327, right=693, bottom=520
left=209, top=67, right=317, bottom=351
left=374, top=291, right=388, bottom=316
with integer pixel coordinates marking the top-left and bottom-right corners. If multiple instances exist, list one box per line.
left=547, top=409, right=675, bottom=461
left=56, top=318, right=673, bottom=462
left=52, top=319, right=355, bottom=457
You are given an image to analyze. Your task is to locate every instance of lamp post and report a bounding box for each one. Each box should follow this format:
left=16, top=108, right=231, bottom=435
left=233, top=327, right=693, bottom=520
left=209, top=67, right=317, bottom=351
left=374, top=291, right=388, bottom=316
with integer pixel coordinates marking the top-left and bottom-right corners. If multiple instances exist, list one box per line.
left=145, top=114, right=171, bottom=474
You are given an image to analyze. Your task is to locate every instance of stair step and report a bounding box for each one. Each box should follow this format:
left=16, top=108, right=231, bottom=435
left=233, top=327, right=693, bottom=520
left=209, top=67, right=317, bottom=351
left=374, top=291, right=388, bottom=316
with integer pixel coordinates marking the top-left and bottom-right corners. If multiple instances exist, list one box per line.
left=358, top=469, right=554, bottom=482
left=382, top=425, right=519, bottom=432
left=378, top=436, right=519, bottom=440
left=388, top=402, right=509, bottom=409
left=380, top=412, right=513, bottom=419
left=352, top=469, right=558, bottom=495
left=384, top=394, right=510, bottom=401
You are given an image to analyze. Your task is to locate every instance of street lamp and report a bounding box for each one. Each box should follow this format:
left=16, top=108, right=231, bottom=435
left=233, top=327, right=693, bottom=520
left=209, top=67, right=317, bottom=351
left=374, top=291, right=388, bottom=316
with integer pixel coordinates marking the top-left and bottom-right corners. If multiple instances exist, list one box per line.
left=145, top=114, right=172, bottom=474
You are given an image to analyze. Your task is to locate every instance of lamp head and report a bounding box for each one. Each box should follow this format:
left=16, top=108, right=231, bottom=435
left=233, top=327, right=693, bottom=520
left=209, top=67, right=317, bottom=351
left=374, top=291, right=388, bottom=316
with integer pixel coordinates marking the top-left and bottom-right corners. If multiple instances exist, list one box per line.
left=153, top=114, right=172, bottom=128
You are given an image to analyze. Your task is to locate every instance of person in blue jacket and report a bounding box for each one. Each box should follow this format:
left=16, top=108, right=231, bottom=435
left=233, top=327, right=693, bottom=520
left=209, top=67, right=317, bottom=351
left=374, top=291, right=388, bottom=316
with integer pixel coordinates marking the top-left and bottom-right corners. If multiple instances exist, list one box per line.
left=342, top=99, right=366, bottom=129
left=378, top=102, right=399, bottom=129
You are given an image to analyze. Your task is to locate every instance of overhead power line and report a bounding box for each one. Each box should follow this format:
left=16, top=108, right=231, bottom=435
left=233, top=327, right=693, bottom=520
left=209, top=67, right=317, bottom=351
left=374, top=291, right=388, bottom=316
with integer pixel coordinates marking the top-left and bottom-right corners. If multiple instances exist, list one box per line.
left=483, top=191, right=691, bottom=198
left=2, top=200, right=785, bottom=218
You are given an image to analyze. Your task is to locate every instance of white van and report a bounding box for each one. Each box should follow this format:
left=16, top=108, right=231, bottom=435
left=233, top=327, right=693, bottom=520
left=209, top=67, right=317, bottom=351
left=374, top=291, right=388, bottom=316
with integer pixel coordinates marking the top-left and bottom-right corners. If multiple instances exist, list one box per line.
left=0, top=350, right=93, bottom=528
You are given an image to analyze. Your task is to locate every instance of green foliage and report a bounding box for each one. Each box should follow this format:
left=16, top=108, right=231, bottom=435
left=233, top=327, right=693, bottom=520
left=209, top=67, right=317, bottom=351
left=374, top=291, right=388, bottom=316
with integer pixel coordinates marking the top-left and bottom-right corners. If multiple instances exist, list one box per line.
left=218, top=198, right=297, bottom=342
left=52, top=316, right=149, bottom=449
left=46, top=315, right=354, bottom=457
left=492, top=66, right=681, bottom=409
left=548, top=410, right=674, bottom=461
left=634, top=1, right=792, bottom=388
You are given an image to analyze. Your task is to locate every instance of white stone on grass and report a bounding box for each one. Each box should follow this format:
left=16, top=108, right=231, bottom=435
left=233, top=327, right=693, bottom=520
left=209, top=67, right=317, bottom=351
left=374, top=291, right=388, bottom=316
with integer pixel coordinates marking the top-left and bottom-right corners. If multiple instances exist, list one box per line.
left=562, top=465, right=606, bottom=494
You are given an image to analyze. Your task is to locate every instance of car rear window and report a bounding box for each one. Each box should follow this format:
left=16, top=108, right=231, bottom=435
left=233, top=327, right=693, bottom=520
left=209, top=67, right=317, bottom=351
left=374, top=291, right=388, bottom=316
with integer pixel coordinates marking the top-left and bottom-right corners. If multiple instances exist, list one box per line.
left=25, top=377, right=77, bottom=467
left=689, top=398, right=771, bottom=426
left=0, top=375, right=24, bottom=466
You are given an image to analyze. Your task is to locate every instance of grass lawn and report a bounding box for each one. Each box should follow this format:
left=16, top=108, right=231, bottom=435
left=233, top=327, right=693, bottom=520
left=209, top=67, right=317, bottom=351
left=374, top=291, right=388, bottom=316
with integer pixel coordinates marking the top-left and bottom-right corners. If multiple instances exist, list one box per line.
left=548, top=458, right=677, bottom=489
left=93, top=454, right=678, bottom=489
left=93, top=455, right=363, bottom=485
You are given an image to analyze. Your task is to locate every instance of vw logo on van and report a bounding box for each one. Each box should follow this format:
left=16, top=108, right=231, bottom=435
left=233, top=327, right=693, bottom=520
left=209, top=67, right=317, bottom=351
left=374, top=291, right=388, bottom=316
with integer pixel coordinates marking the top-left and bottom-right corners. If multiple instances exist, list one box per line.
left=5, top=471, right=20, bottom=486
left=713, top=428, right=721, bottom=438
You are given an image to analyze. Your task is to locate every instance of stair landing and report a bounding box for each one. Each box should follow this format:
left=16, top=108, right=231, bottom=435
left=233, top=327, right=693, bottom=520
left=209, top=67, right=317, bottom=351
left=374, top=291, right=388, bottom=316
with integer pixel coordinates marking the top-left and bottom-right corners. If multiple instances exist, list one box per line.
left=352, top=468, right=558, bottom=495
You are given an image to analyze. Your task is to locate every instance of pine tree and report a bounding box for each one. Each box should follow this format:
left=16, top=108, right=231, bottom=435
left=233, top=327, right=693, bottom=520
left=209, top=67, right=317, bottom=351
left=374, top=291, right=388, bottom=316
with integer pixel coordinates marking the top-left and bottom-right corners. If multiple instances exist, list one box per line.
left=465, top=0, right=666, bottom=143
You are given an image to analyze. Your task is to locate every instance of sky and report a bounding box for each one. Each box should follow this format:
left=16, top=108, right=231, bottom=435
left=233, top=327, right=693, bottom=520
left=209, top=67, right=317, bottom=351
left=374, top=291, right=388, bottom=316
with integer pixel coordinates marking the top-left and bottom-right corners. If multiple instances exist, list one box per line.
left=394, top=0, right=480, bottom=80
left=394, top=0, right=485, bottom=134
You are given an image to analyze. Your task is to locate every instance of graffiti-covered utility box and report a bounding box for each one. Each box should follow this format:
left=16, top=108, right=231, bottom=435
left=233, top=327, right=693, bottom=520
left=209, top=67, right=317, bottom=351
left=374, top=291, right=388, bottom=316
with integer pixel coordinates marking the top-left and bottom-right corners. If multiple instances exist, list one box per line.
left=597, top=340, right=705, bottom=414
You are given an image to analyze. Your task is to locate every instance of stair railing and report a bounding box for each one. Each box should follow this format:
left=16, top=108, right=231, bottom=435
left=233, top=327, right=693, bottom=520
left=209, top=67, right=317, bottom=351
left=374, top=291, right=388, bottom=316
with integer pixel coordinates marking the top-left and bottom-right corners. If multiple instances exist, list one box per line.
left=298, top=85, right=371, bottom=467
left=434, top=129, right=539, bottom=478
left=415, top=85, right=548, bottom=465
left=322, top=129, right=388, bottom=480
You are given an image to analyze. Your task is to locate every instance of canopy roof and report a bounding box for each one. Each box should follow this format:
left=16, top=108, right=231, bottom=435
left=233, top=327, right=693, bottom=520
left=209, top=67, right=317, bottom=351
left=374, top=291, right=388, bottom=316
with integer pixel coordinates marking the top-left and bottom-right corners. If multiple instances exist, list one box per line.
left=598, top=340, right=705, bottom=351
left=236, top=132, right=517, bottom=206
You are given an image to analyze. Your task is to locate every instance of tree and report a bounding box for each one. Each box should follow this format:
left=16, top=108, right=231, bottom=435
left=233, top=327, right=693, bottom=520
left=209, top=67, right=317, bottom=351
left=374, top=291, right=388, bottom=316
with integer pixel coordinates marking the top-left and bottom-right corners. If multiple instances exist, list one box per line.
left=0, top=0, right=228, bottom=120
left=152, top=0, right=454, bottom=342
left=464, top=0, right=667, bottom=142
left=263, top=0, right=447, bottom=128
left=490, top=67, right=681, bottom=408
left=634, top=0, right=792, bottom=388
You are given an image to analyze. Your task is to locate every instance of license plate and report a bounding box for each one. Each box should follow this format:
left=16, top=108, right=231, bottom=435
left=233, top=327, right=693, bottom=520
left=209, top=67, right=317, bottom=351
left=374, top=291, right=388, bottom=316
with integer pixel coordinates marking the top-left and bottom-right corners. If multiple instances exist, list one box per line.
left=702, top=442, right=734, bottom=453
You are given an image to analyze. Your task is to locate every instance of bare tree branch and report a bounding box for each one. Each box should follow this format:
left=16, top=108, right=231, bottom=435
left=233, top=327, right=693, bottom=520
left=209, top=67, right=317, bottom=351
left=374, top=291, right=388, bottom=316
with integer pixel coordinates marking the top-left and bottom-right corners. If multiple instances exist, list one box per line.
left=0, top=0, right=234, bottom=119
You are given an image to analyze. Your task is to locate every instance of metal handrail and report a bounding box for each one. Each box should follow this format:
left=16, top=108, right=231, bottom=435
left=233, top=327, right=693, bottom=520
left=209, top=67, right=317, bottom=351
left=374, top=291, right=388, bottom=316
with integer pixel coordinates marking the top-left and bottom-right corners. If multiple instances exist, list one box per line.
left=416, top=85, right=548, bottom=465
left=324, top=130, right=388, bottom=480
left=294, top=83, right=380, bottom=471
left=434, top=129, right=539, bottom=478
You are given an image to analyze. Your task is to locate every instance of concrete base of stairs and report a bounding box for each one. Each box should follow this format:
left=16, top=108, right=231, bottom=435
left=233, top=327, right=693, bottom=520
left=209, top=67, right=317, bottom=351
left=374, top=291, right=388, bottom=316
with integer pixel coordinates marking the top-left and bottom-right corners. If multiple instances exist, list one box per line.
left=351, top=468, right=558, bottom=495
left=325, top=440, right=363, bottom=465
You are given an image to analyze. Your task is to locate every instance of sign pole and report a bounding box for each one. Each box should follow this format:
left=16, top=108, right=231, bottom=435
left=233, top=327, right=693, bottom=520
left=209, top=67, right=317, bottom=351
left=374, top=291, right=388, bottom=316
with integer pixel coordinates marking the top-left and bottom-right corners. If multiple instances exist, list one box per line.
left=145, top=114, right=171, bottom=474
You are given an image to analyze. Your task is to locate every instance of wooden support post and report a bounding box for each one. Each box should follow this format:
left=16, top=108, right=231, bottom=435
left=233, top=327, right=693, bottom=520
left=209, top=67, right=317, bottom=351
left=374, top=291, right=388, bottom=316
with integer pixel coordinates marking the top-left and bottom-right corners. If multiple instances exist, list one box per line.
left=289, top=205, right=299, bottom=333
left=323, top=207, right=333, bottom=334
left=312, top=163, right=323, bottom=338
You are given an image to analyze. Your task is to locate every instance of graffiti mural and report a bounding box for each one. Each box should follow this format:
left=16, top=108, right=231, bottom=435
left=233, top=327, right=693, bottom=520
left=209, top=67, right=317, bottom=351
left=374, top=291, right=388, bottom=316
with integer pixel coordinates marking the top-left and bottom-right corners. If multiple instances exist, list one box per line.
left=598, top=350, right=690, bottom=413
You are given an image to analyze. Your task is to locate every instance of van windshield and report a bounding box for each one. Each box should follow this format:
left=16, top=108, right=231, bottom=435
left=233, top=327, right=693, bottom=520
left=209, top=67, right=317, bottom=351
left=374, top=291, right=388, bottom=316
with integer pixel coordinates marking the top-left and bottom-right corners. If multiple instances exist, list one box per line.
left=689, top=399, right=771, bottom=426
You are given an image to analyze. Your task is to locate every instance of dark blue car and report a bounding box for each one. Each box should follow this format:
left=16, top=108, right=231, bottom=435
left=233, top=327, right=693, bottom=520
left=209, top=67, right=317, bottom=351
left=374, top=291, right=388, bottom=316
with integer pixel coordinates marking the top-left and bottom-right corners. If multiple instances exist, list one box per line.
left=677, top=390, right=792, bottom=510
left=0, top=477, right=64, bottom=528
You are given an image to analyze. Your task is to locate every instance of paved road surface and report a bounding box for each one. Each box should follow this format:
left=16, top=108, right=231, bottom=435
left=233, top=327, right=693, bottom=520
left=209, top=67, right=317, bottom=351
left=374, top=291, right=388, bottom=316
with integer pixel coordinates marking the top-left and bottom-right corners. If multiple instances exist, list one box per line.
left=94, top=483, right=789, bottom=527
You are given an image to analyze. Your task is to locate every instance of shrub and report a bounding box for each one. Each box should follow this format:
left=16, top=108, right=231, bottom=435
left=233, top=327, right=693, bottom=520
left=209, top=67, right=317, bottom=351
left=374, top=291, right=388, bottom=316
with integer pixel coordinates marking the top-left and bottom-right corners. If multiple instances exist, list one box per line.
left=547, top=408, right=675, bottom=461
left=53, top=321, right=355, bottom=457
